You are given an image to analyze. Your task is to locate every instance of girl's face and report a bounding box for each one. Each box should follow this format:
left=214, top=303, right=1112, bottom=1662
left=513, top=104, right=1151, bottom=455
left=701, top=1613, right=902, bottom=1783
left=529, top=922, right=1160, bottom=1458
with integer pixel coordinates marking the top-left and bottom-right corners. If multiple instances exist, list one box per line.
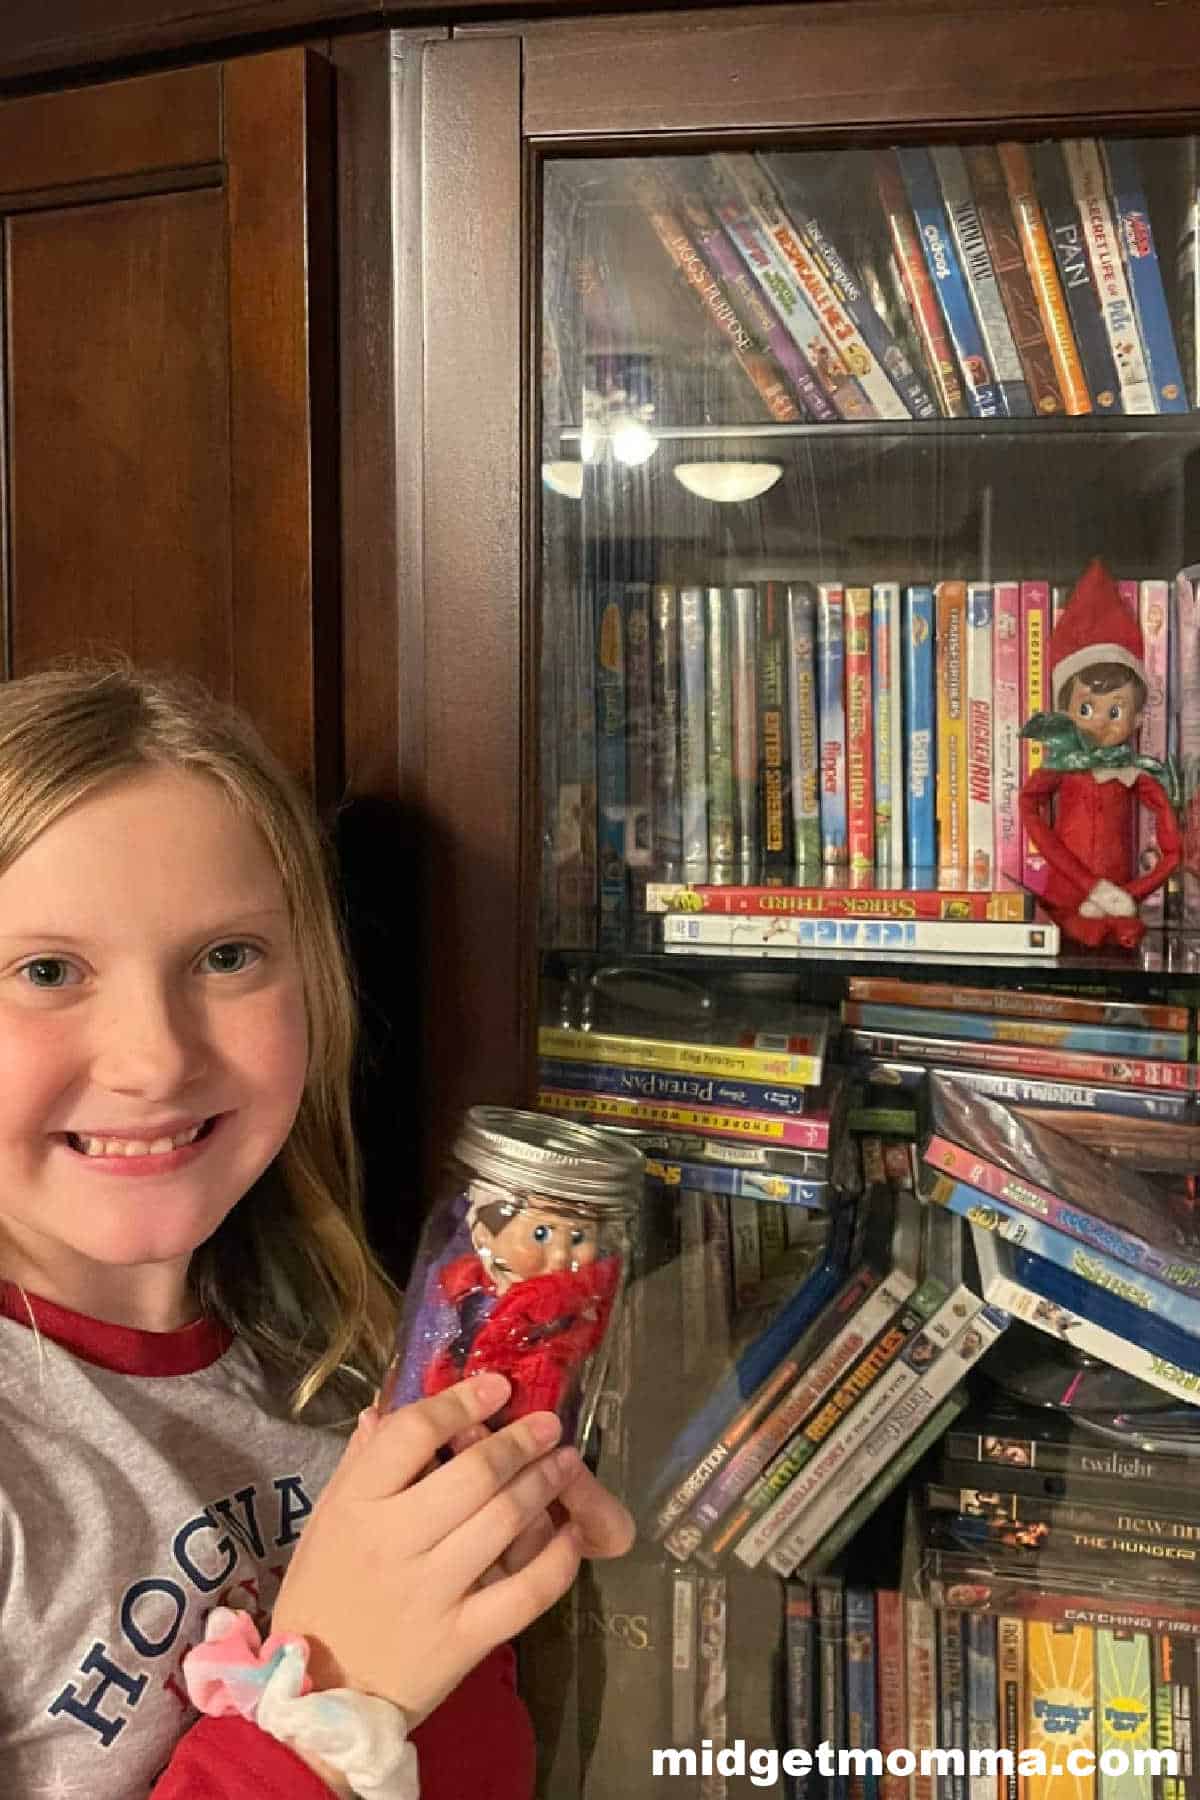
left=0, top=767, right=309, bottom=1328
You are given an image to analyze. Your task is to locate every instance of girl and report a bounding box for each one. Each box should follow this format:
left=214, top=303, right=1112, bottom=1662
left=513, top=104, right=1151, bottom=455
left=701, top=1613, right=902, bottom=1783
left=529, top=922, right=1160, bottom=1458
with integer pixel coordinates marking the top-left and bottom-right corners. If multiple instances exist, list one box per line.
left=0, top=661, right=634, bottom=1799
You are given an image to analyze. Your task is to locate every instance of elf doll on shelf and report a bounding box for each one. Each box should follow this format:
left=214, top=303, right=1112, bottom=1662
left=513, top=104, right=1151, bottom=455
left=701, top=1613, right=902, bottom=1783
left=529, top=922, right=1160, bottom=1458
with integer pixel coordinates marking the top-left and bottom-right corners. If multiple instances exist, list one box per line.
left=1019, top=558, right=1180, bottom=950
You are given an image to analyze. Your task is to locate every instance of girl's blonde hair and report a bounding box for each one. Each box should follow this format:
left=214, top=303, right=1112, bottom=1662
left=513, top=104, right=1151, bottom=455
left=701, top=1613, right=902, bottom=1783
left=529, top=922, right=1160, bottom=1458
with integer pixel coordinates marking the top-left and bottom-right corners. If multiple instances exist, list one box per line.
left=0, top=659, right=398, bottom=1418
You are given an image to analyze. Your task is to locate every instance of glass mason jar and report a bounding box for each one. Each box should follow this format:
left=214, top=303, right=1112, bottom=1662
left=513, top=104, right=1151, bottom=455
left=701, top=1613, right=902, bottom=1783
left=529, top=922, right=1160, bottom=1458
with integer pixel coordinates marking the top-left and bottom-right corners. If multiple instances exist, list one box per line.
left=383, top=1106, right=643, bottom=1446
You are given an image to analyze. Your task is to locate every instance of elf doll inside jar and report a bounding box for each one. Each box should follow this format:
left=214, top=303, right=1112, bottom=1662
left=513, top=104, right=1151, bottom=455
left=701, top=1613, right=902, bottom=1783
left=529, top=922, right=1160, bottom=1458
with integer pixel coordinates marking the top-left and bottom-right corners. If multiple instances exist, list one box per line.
left=1019, top=559, right=1180, bottom=950
left=420, top=1182, right=622, bottom=1425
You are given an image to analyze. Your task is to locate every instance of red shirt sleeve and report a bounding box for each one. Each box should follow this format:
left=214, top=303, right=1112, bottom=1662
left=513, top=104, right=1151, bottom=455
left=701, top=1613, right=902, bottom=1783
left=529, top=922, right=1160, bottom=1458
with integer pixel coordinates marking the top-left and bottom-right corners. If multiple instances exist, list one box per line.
left=153, top=1646, right=535, bottom=1800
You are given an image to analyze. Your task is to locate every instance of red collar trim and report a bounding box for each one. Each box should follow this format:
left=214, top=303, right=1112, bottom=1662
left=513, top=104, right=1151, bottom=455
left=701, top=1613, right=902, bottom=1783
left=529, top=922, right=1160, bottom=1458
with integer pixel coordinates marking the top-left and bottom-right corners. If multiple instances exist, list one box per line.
left=0, top=1282, right=234, bottom=1375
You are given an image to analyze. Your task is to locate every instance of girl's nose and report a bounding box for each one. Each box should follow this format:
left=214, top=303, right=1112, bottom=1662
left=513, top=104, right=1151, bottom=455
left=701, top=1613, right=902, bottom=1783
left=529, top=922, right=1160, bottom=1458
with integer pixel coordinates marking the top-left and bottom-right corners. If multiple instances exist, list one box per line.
left=91, top=983, right=207, bottom=1098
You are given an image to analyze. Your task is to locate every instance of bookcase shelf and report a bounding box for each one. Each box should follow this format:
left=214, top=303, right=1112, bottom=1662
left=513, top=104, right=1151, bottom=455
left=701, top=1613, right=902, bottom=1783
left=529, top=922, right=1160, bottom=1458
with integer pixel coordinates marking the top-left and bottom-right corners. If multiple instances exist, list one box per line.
left=560, top=416, right=1200, bottom=445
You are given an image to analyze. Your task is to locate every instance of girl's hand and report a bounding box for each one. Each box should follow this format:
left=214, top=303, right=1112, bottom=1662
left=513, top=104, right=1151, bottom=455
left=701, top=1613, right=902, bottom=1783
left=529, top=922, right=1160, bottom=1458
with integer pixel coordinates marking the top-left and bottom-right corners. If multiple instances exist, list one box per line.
left=440, top=1414, right=636, bottom=1574
left=270, top=1373, right=588, bottom=1727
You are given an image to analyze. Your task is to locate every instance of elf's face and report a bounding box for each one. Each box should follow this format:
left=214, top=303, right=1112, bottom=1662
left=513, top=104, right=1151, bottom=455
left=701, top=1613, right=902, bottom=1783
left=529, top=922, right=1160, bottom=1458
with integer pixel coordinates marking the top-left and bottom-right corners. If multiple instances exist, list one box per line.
left=474, top=1204, right=599, bottom=1293
left=1065, top=674, right=1142, bottom=749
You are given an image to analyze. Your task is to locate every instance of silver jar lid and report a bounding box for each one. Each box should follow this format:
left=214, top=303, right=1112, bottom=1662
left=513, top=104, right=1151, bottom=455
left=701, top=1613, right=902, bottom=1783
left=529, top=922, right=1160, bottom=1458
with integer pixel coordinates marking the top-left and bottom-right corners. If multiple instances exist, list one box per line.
left=454, top=1106, right=643, bottom=1215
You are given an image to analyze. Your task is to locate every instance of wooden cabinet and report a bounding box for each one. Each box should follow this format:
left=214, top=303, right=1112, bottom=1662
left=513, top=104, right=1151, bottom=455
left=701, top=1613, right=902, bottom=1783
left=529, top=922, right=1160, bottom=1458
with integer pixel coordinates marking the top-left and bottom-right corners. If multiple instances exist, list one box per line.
left=0, top=49, right=338, bottom=798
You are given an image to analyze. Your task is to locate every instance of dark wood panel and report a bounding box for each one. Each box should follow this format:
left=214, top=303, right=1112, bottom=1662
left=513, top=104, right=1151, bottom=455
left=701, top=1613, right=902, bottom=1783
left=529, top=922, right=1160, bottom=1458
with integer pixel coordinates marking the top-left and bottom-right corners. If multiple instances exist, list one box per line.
left=224, top=47, right=341, bottom=805
left=0, top=2, right=373, bottom=87
left=520, top=0, right=1200, bottom=138
left=7, top=188, right=233, bottom=685
left=0, top=65, right=219, bottom=190
left=0, top=0, right=1173, bottom=88
left=421, top=33, right=529, bottom=1156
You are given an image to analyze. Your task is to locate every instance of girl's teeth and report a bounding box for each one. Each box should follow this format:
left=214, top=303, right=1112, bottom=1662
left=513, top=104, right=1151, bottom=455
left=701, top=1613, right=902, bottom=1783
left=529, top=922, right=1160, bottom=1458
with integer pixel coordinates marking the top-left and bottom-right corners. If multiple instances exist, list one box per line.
left=73, top=1123, right=206, bottom=1157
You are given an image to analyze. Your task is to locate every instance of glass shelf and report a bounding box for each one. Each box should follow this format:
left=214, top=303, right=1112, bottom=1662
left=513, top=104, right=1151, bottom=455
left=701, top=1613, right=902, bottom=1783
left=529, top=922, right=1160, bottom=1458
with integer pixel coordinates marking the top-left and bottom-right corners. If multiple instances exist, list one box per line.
left=558, top=415, right=1200, bottom=443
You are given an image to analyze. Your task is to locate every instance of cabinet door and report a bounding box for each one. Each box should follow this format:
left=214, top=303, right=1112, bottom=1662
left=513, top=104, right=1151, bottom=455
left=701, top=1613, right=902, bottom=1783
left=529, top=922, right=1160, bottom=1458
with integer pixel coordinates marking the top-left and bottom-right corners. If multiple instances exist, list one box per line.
left=0, top=50, right=337, bottom=796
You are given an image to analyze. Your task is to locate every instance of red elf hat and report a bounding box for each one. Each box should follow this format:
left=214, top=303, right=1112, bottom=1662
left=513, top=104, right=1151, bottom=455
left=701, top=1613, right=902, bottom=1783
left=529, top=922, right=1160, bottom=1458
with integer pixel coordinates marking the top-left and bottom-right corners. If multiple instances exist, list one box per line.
left=1049, top=558, right=1147, bottom=698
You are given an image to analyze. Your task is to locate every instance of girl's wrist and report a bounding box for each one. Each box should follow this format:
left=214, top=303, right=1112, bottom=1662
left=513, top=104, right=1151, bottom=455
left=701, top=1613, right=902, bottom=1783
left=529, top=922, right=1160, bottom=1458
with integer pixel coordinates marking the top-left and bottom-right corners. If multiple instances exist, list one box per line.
left=293, top=1743, right=355, bottom=1797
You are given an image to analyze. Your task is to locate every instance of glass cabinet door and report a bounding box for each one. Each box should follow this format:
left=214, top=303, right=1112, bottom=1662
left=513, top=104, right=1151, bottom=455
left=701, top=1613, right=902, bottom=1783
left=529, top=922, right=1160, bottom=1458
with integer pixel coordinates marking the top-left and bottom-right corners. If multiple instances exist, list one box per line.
left=526, top=132, right=1200, bottom=1800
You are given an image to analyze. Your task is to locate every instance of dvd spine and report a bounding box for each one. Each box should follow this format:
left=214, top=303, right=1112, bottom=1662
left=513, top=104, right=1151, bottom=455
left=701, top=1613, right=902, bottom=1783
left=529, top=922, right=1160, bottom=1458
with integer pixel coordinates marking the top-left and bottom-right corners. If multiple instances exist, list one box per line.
left=731, top=1281, right=976, bottom=1571
left=760, top=152, right=939, bottom=417
left=706, top=587, right=736, bottom=886
left=936, top=580, right=968, bottom=880
left=933, top=145, right=1031, bottom=416
left=904, top=583, right=937, bottom=870
left=876, top=1592, right=908, bottom=1800
left=537, top=1087, right=834, bottom=1148
left=705, top=158, right=871, bottom=421
left=875, top=150, right=967, bottom=417
left=965, top=143, right=1064, bottom=415
left=1026, top=1624, right=1096, bottom=1800
left=766, top=1304, right=1001, bottom=1576
left=817, top=1579, right=848, bottom=1800
left=1062, top=136, right=1155, bottom=413
left=679, top=586, right=709, bottom=886
left=846, top=1028, right=1190, bottom=1088
left=539, top=1057, right=815, bottom=1118
left=697, top=1576, right=729, bottom=1800
left=758, top=581, right=794, bottom=882
left=929, top=1172, right=1200, bottom=1342
left=651, top=584, right=684, bottom=883
left=649, top=1261, right=883, bottom=1539
left=730, top=585, right=760, bottom=885
left=671, top=1564, right=699, bottom=1752
left=594, top=579, right=628, bottom=947
left=671, top=917, right=1060, bottom=955
left=631, top=167, right=805, bottom=423
left=717, top=152, right=908, bottom=419
left=896, top=147, right=1002, bottom=417
left=645, top=1154, right=828, bottom=1209
left=672, top=168, right=838, bottom=422
left=999, top=140, right=1093, bottom=414
left=664, top=1269, right=919, bottom=1560
left=921, top=1144, right=1200, bottom=1294
left=966, top=582, right=995, bottom=889
left=647, top=883, right=1032, bottom=920
left=787, top=581, right=822, bottom=875
left=626, top=581, right=654, bottom=948
left=1030, top=140, right=1121, bottom=412
left=1138, top=578, right=1170, bottom=919
left=992, top=581, right=1023, bottom=888
left=845, top=976, right=1188, bottom=1031
left=716, top=1281, right=952, bottom=1570
left=998, top=1617, right=1024, bottom=1800
left=965, top=1615, right=999, bottom=1800
left=1104, top=139, right=1189, bottom=413
left=907, top=1598, right=939, bottom=1800
left=845, top=585, right=876, bottom=874
left=1020, top=579, right=1050, bottom=893
left=938, top=1611, right=967, bottom=1800
left=785, top=1584, right=815, bottom=1800
left=846, top=1588, right=880, bottom=1800
left=873, top=582, right=905, bottom=874
left=818, top=584, right=849, bottom=868
left=863, top=1003, right=1184, bottom=1057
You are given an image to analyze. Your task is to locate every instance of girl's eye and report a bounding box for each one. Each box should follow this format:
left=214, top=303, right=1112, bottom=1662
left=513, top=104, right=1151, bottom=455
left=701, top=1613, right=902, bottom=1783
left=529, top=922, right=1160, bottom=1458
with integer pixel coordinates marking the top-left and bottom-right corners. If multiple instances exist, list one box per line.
left=20, top=957, right=77, bottom=989
left=1078, top=701, right=1094, bottom=718
left=201, top=941, right=261, bottom=975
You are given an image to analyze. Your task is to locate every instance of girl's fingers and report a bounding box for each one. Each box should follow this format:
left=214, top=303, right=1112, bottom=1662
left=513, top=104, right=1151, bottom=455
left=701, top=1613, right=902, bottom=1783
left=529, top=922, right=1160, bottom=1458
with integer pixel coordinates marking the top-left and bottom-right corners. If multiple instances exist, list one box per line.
left=396, top=1409, right=564, bottom=1550
left=344, top=1374, right=514, bottom=1501
left=494, top=1506, right=558, bottom=1578
left=458, top=1520, right=583, bottom=1652
left=556, top=1463, right=637, bottom=1559
left=429, top=1444, right=582, bottom=1589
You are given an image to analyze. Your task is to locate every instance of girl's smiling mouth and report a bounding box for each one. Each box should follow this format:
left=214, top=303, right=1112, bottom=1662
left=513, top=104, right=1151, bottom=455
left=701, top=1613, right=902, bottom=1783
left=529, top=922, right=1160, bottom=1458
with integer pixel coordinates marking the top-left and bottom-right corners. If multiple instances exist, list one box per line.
left=58, top=1115, right=221, bottom=1164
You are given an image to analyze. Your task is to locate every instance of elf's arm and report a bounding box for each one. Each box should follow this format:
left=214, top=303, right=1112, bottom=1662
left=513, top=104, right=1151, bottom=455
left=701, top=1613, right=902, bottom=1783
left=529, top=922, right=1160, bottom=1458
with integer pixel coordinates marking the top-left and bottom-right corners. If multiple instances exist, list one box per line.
left=1018, top=769, right=1096, bottom=906
left=1126, top=773, right=1182, bottom=901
